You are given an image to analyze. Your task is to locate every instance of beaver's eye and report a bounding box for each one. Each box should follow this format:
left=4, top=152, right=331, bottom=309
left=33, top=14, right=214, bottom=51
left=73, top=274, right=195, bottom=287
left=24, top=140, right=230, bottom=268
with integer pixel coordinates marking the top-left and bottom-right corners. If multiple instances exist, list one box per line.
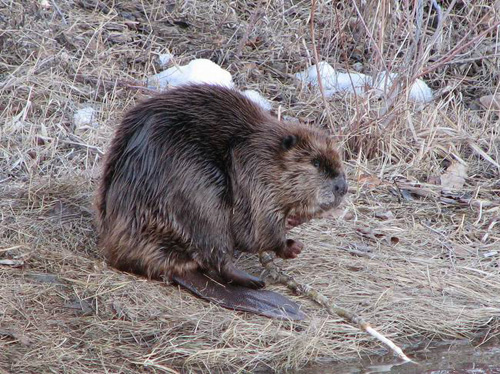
left=281, top=135, right=298, bottom=151
left=312, top=158, right=321, bottom=168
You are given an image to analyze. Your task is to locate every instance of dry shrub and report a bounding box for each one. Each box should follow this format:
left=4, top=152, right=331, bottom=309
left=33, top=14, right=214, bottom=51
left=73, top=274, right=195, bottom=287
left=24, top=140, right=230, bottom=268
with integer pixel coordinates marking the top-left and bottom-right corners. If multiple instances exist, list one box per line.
left=1, top=1, right=500, bottom=373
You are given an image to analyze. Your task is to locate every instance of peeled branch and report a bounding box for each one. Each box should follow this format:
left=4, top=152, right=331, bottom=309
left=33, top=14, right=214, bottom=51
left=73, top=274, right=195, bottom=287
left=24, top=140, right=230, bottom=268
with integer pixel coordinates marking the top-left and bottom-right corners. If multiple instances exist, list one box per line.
left=259, top=252, right=414, bottom=363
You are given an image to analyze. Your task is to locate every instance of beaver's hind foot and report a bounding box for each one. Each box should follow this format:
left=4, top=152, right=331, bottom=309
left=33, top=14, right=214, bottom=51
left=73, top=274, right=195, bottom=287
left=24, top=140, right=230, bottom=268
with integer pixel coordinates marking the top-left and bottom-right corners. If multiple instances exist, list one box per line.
left=220, top=262, right=265, bottom=289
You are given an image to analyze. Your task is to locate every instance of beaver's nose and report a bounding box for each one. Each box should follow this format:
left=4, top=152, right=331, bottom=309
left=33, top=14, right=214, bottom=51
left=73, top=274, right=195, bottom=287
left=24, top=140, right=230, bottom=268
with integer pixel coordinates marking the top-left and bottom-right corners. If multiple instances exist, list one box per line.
left=332, top=174, right=348, bottom=196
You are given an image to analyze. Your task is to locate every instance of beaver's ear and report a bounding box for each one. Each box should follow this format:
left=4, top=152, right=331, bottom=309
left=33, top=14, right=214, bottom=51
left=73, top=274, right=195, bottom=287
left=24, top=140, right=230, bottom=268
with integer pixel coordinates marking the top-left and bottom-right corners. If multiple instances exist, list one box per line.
left=281, top=134, right=298, bottom=151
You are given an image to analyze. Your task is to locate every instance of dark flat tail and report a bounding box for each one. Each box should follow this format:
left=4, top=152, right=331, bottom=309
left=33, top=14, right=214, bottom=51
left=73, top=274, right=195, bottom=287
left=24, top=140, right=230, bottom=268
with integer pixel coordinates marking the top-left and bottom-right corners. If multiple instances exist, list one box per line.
left=172, top=270, right=306, bottom=321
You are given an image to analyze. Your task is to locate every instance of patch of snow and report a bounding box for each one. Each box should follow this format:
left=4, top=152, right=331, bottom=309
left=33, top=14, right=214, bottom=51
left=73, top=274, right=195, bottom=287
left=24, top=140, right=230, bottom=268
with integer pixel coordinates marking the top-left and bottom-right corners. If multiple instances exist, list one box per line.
left=147, top=59, right=234, bottom=90
left=408, top=78, right=433, bottom=102
left=241, top=89, right=272, bottom=111
left=74, top=107, right=97, bottom=128
left=325, top=71, right=371, bottom=96
left=295, top=62, right=371, bottom=97
left=372, top=71, right=398, bottom=92
left=158, top=53, right=174, bottom=68
left=40, top=0, right=51, bottom=9
left=295, top=61, right=336, bottom=87
left=373, top=71, right=433, bottom=103
left=295, top=62, right=433, bottom=102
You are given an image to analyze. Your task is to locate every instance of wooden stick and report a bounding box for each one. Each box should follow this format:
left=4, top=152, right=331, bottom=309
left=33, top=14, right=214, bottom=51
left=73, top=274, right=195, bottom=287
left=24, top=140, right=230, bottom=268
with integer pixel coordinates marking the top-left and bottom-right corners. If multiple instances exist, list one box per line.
left=260, top=252, right=414, bottom=363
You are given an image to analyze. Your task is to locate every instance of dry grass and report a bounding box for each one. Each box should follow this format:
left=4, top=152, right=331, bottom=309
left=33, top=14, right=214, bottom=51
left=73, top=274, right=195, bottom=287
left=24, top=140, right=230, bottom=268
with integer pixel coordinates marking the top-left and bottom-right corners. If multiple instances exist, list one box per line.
left=1, top=0, right=500, bottom=373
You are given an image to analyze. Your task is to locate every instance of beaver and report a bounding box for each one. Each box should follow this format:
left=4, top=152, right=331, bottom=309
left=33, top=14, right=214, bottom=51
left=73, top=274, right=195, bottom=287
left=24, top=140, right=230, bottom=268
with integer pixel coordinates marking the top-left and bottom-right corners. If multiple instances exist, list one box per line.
left=95, top=84, right=347, bottom=319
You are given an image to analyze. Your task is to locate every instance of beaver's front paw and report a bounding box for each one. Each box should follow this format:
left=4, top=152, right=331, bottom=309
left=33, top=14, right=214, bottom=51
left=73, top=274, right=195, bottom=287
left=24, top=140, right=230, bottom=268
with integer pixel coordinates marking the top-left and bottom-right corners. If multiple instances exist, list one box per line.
left=286, top=215, right=304, bottom=229
left=277, top=239, right=304, bottom=259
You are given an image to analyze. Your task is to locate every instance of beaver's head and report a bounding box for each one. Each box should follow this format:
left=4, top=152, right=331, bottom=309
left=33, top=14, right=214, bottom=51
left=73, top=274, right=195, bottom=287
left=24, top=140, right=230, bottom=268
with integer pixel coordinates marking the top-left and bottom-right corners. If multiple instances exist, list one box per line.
left=274, top=126, right=347, bottom=219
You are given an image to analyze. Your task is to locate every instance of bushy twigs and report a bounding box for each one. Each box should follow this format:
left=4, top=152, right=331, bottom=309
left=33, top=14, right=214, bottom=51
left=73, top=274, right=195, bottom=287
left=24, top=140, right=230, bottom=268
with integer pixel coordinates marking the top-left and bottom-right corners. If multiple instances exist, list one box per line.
left=309, top=0, right=335, bottom=131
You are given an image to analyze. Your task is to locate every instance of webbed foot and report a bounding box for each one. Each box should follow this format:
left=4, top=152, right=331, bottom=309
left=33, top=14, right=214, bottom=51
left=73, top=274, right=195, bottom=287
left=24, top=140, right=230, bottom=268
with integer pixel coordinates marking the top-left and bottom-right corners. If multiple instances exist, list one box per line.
left=220, top=262, right=265, bottom=289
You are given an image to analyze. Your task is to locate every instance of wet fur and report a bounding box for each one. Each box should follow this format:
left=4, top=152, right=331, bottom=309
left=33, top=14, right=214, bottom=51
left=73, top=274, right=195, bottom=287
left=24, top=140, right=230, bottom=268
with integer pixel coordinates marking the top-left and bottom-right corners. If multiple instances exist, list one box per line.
left=96, top=84, right=346, bottom=284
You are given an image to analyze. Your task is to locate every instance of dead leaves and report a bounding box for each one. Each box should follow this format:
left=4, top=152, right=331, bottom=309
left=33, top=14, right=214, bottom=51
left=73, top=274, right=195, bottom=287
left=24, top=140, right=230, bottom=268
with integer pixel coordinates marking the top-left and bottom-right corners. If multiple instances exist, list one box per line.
left=395, top=182, right=439, bottom=200
left=0, top=259, right=24, bottom=267
left=374, top=210, right=395, bottom=221
left=357, top=163, right=497, bottom=210
left=0, top=246, right=26, bottom=267
left=440, top=161, right=467, bottom=192
left=357, top=174, right=383, bottom=188
left=0, top=329, right=31, bottom=346
left=355, top=224, right=400, bottom=245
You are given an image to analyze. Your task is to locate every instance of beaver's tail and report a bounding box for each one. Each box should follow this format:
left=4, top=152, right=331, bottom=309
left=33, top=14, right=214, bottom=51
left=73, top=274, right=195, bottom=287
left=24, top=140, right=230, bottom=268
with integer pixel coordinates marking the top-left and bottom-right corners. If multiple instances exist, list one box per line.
left=172, top=270, right=306, bottom=320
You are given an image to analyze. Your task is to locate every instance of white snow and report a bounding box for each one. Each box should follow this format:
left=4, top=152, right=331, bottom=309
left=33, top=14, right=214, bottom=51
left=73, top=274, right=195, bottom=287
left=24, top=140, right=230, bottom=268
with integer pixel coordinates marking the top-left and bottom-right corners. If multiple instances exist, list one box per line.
left=147, top=58, right=276, bottom=111
left=241, top=89, right=273, bottom=111
left=408, top=78, right=433, bottom=102
left=373, top=71, right=433, bottom=102
left=147, top=59, right=234, bottom=90
left=40, top=0, right=50, bottom=9
left=295, top=61, right=371, bottom=96
left=372, top=71, right=398, bottom=92
left=73, top=107, right=96, bottom=128
left=295, top=62, right=433, bottom=103
left=325, top=71, right=372, bottom=96
left=295, top=61, right=336, bottom=87
left=158, top=53, right=174, bottom=68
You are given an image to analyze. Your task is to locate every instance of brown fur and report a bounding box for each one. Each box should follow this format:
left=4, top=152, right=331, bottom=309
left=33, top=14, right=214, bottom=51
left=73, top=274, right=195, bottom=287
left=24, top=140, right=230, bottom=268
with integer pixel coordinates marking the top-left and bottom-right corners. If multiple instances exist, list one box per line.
left=95, top=84, right=347, bottom=288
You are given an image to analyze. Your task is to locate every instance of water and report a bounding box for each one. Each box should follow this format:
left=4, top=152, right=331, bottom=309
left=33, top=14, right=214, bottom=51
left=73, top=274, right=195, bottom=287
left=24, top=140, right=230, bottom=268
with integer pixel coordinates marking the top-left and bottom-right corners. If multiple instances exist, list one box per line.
left=294, top=341, right=500, bottom=374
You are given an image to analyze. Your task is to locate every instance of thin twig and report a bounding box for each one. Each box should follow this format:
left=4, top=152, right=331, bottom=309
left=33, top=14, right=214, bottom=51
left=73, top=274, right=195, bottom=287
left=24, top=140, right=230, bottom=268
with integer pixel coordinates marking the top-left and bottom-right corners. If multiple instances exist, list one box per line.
left=309, top=0, right=326, bottom=102
left=71, top=74, right=158, bottom=94
left=309, top=0, right=335, bottom=131
left=235, top=9, right=264, bottom=58
left=417, top=20, right=500, bottom=79
left=260, top=252, right=414, bottom=363
left=50, top=0, right=67, bottom=25
left=351, top=0, right=389, bottom=72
